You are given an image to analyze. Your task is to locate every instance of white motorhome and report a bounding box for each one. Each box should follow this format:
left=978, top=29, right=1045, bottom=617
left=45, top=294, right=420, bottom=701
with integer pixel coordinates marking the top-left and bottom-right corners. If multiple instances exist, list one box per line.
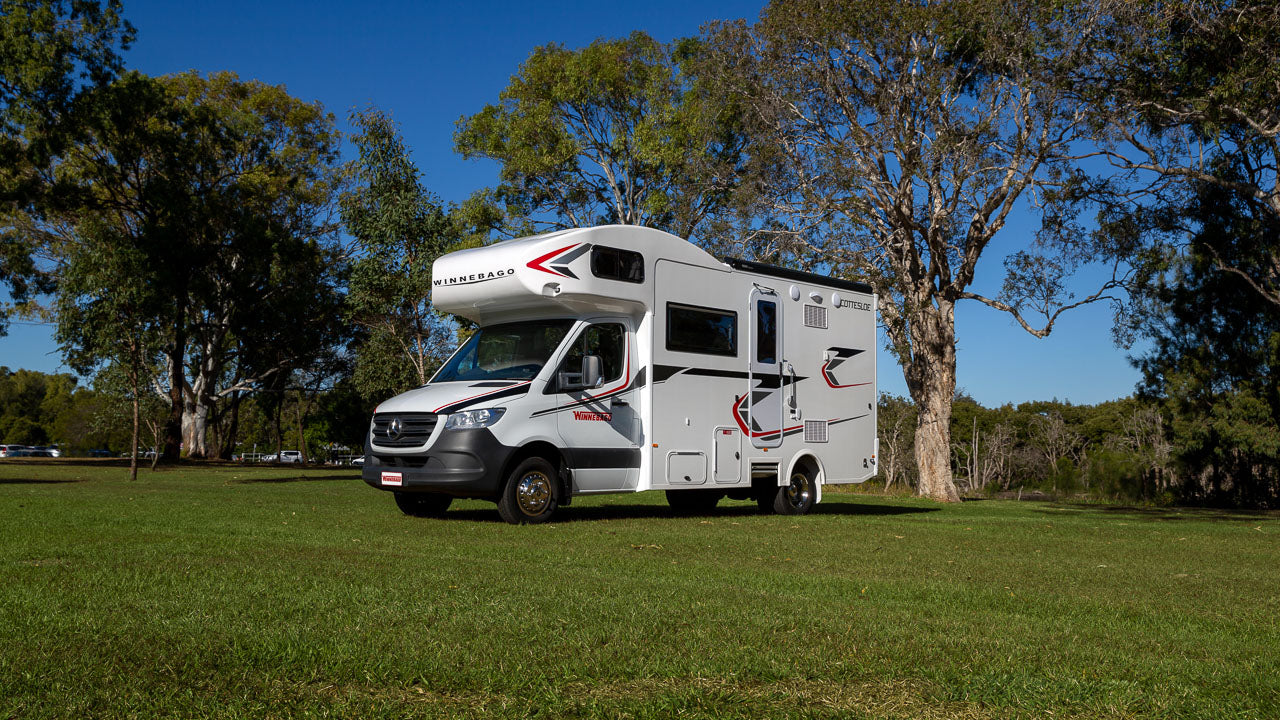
left=362, top=225, right=878, bottom=523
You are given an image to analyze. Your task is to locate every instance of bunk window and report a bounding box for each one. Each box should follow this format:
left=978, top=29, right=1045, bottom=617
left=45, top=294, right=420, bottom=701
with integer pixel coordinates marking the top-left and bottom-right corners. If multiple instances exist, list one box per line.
left=666, top=303, right=737, bottom=357
left=591, top=245, right=644, bottom=283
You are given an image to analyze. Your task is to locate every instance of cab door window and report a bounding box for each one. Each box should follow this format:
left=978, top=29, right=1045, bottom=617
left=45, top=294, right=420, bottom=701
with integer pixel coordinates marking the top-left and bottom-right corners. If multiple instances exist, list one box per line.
left=558, top=323, right=626, bottom=389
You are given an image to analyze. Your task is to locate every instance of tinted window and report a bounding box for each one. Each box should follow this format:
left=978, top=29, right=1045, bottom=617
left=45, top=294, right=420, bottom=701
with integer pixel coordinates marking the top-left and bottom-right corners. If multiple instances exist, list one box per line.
left=432, top=319, right=574, bottom=382
left=666, top=303, right=737, bottom=357
left=756, top=300, right=777, bottom=364
left=591, top=245, right=644, bottom=283
left=559, top=323, right=626, bottom=387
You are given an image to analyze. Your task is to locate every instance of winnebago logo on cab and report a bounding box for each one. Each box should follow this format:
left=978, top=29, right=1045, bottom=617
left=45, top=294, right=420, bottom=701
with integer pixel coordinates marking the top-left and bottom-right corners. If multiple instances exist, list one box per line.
left=573, top=410, right=611, bottom=422
left=433, top=268, right=517, bottom=287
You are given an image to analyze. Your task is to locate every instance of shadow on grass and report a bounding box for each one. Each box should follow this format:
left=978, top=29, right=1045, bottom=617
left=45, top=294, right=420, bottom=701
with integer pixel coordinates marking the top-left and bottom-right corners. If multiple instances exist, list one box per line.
left=1036, top=503, right=1277, bottom=522
left=439, top=498, right=940, bottom=524
left=234, top=474, right=361, bottom=484
left=0, top=477, right=85, bottom=484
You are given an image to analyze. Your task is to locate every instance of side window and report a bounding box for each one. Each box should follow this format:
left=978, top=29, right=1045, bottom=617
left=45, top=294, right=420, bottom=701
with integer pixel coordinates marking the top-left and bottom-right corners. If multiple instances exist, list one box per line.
left=559, top=323, right=626, bottom=388
left=666, top=303, right=737, bottom=357
left=591, top=246, right=644, bottom=283
left=756, top=301, right=777, bottom=364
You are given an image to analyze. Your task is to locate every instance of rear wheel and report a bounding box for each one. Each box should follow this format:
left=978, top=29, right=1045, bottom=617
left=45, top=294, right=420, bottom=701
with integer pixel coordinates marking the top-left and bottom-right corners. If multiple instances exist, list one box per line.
left=394, top=491, right=452, bottom=518
left=497, top=456, right=559, bottom=524
left=764, top=467, right=816, bottom=515
left=666, top=489, right=721, bottom=515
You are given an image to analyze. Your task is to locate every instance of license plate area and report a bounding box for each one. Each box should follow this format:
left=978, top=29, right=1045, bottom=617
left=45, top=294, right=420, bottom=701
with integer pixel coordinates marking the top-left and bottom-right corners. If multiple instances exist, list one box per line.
left=380, top=471, right=403, bottom=487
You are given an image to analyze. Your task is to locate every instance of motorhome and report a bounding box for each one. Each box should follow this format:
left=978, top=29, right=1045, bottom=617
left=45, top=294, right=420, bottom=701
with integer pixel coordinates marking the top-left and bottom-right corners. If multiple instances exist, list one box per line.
left=361, top=225, right=878, bottom=524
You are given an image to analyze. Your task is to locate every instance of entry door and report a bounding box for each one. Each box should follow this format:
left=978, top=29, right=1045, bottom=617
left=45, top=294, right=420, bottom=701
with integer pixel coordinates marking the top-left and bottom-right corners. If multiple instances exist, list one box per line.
left=555, top=320, right=641, bottom=492
left=747, top=288, right=784, bottom=449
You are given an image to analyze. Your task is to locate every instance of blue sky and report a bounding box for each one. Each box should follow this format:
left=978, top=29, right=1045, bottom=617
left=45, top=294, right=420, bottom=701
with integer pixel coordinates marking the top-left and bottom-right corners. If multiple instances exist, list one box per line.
left=0, top=0, right=1145, bottom=407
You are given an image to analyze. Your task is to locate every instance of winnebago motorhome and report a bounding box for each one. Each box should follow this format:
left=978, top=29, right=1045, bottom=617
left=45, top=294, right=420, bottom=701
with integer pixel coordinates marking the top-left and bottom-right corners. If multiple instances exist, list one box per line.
left=361, top=225, right=878, bottom=523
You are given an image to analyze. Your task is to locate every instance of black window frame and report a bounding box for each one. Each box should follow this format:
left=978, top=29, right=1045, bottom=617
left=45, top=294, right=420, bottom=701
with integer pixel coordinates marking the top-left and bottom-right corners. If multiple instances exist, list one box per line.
left=590, top=245, right=645, bottom=284
left=665, top=302, right=738, bottom=357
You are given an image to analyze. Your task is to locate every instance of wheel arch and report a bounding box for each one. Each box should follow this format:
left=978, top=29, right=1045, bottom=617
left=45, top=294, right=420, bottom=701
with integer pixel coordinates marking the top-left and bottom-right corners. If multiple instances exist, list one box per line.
left=786, top=452, right=825, bottom=505
left=499, top=440, right=571, bottom=504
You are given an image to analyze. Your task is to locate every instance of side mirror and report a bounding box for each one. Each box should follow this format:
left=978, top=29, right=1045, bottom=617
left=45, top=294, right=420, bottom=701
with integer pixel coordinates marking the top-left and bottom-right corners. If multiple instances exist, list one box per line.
left=581, top=355, right=603, bottom=389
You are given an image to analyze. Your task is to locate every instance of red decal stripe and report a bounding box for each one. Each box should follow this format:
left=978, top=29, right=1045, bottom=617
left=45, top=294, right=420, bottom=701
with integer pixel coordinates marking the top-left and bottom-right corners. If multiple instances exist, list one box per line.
left=526, top=242, right=580, bottom=277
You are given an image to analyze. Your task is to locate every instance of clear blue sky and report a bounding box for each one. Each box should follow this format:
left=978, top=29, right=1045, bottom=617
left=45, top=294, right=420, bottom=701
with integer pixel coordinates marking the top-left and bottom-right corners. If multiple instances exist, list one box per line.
left=0, top=0, right=1145, bottom=408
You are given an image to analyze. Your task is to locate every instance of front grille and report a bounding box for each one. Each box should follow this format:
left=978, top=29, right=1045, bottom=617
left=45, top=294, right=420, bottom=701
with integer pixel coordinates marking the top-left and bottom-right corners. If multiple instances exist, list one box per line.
left=371, top=413, right=438, bottom=448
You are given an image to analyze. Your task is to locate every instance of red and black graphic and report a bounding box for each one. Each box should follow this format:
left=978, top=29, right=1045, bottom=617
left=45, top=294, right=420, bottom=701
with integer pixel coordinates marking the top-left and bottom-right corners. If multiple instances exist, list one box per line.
left=821, top=347, right=871, bottom=389
left=434, top=380, right=532, bottom=414
left=526, top=242, right=592, bottom=279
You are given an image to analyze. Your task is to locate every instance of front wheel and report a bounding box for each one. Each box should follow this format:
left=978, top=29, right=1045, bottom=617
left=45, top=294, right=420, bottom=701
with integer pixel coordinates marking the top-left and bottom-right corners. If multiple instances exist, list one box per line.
left=394, top=491, right=452, bottom=518
left=497, top=456, right=559, bottom=524
left=763, top=468, right=816, bottom=515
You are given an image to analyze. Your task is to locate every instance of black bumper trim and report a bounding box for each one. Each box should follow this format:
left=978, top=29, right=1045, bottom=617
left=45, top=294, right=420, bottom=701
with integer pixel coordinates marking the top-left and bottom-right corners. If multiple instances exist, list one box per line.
left=362, top=427, right=514, bottom=500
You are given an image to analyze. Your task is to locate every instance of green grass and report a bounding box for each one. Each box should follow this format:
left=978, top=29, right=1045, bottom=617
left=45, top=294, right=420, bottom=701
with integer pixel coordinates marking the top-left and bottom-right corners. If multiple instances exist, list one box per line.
left=1, top=460, right=1277, bottom=719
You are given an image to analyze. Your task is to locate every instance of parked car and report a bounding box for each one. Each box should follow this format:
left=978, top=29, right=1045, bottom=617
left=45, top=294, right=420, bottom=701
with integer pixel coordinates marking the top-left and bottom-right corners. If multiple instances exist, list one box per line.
left=88, top=449, right=113, bottom=458
left=29, top=446, right=56, bottom=457
left=0, top=444, right=17, bottom=458
left=279, top=450, right=303, bottom=463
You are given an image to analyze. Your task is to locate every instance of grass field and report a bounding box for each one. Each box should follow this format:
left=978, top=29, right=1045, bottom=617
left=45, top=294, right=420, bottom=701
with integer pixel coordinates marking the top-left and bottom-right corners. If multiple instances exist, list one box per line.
left=1, top=460, right=1277, bottom=719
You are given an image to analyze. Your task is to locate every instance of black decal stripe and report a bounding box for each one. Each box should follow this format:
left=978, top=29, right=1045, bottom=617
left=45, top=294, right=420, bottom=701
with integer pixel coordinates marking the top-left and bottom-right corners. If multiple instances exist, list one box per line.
left=655, top=365, right=807, bottom=386
left=654, top=365, right=686, bottom=382
left=469, top=381, right=519, bottom=388
left=437, top=385, right=531, bottom=414
left=565, top=447, right=641, bottom=470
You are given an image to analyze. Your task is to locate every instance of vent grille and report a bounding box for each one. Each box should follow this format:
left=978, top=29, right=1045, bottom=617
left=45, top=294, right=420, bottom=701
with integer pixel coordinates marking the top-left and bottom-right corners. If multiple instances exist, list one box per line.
left=371, top=413, right=437, bottom=448
left=804, top=304, right=827, bottom=329
left=804, top=420, right=829, bottom=443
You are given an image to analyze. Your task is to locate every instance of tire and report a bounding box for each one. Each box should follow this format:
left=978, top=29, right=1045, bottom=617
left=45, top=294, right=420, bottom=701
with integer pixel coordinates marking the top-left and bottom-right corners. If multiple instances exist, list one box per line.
left=767, top=467, right=816, bottom=515
left=497, top=456, right=559, bottom=524
left=394, top=491, right=452, bottom=518
left=666, top=489, right=721, bottom=515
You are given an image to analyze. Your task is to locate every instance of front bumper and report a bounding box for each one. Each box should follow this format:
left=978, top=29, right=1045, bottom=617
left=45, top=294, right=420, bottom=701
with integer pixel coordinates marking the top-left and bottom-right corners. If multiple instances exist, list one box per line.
left=361, top=427, right=514, bottom=499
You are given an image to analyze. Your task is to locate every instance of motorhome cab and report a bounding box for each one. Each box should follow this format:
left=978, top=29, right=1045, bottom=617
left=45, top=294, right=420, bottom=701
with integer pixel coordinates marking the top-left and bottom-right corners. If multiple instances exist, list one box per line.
left=362, top=225, right=878, bottom=524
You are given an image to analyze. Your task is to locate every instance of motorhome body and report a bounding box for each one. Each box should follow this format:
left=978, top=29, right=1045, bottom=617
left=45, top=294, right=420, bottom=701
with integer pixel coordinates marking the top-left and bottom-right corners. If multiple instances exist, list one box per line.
left=362, top=225, right=878, bottom=523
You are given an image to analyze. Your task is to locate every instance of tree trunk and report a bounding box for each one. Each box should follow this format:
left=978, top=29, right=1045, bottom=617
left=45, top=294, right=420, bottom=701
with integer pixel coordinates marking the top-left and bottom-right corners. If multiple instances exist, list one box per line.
left=162, top=294, right=187, bottom=461
left=295, top=388, right=308, bottom=464
left=904, top=301, right=961, bottom=503
left=129, top=344, right=140, bottom=482
left=220, top=391, right=242, bottom=460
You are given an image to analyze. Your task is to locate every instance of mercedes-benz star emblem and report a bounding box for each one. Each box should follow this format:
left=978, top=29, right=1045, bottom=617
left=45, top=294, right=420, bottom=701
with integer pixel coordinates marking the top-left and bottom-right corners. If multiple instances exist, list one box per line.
left=388, top=417, right=403, bottom=439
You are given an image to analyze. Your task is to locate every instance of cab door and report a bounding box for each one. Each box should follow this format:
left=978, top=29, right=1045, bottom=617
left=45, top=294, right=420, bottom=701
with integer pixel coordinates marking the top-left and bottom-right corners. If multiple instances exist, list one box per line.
left=554, top=319, right=641, bottom=492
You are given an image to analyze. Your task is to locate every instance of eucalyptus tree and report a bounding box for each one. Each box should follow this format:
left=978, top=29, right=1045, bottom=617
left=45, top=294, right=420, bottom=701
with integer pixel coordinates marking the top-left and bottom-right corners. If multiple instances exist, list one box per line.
left=0, top=0, right=133, bottom=333
left=44, top=71, right=345, bottom=459
left=454, top=31, right=752, bottom=244
left=341, top=108, right=463, bottom=402
left=701, top=0, right=1128, bottom=501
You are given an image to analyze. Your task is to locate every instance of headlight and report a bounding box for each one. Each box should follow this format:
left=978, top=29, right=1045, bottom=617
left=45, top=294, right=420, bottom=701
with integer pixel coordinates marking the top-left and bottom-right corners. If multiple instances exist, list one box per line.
left=444, top=407, right=506, bottom=430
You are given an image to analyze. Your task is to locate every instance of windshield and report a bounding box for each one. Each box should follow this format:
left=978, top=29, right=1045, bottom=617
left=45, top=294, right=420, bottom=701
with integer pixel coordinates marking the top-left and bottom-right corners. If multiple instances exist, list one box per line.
left=432, top=319, right=575, bottom=383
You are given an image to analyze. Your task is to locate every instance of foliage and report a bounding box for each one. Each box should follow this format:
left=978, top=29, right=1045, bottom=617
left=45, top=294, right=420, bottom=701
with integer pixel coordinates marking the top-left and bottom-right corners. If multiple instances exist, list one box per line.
left=341, top=108, right=467, bottom=402
left=42, top=70, right=347, bottom=459
left=0, top=366, right=111, bottom=449
left=0, top=0, right=134, bottom=334
left=1133, top=167, right=1280, bottom=507
left=454, top=31, right=752, bottom=244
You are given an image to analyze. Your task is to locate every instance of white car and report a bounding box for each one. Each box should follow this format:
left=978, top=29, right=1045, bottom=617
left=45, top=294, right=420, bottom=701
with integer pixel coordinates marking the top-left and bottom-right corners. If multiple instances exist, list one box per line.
left=279, top=450, right=303, bottom=463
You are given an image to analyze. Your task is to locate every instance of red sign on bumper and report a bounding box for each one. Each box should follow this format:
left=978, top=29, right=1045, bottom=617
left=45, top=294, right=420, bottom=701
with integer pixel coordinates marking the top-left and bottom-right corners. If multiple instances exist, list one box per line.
left=380, top=471, right=403, bottom=487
